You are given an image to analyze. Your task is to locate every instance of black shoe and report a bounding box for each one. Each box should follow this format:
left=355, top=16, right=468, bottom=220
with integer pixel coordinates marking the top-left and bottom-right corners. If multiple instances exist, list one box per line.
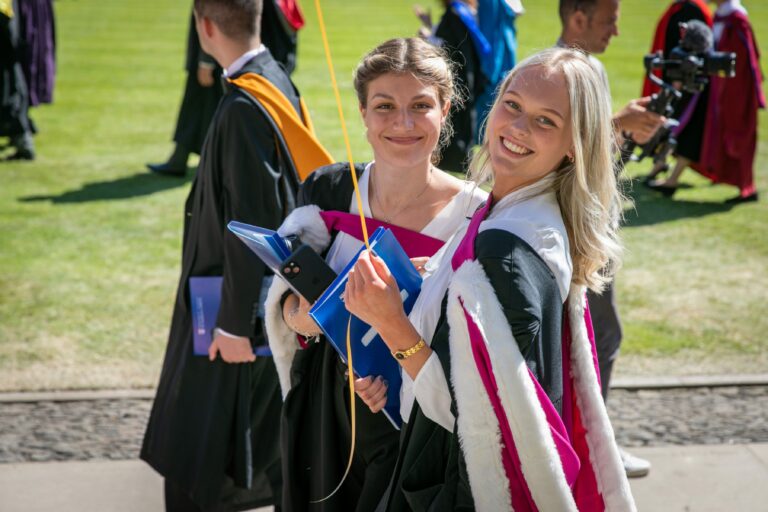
left=147, top=161, right=186, bottom=177
left=725, top=192, right=758, bottom=204
left=2, top=147, right=35, bottom=161
left=644, top=180, right=678, bottom=197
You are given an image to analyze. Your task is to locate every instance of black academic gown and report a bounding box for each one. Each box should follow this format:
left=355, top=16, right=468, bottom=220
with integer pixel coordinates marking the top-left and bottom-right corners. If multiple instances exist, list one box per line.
left=279, top=164, right=403, bottom=512
left=664, top=2, right=710, bottom=161
left=382, top=230, right=564, bottom=511
left=262, top=0, right=298, bottom=75
left=434, top=7, right=487, bottom=173
left=141, top=50, right=302, bottom=511
left=172, top=12, right=223, bottom=156
left=0, top=0, right=33, bottom=139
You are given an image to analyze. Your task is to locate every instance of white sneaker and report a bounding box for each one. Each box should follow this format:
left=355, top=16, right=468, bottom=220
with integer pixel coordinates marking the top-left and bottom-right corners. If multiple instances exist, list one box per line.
left=620, top=448, right=651, bottom=478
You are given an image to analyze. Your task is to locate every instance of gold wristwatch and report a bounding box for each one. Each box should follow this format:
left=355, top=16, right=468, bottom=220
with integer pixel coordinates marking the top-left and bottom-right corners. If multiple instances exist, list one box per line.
left=392, top=338, right=426, bottom=360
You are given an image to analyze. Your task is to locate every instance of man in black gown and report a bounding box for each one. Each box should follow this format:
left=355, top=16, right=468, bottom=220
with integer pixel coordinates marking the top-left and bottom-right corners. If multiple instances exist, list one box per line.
left=0, top=0, right=35, bottom=161
left=141, top=1, right=303, bottom=509
left=148, top=0, right=301, bottom=177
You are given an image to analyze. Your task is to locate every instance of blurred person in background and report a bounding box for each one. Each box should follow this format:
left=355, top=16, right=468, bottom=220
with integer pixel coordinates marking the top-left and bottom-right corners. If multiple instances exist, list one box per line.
left=0, top=0, right=34, bottom=161
left=643, top=0, right=713, bottom=195
left=17, top=0, right=56, bottom=110
left=414, top=0, right=489, bottom=173
left=475, top=0, right=523, bottom=137
left=649, top=0, right=764, bottom=203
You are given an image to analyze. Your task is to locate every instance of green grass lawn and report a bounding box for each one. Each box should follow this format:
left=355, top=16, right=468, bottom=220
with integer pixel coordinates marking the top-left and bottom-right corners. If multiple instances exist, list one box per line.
left=0, top=0, right=766, bottom=390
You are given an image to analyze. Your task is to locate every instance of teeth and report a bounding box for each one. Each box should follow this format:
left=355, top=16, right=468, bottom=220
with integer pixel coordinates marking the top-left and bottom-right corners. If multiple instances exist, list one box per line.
left=502, top=138, right=531, bottom=155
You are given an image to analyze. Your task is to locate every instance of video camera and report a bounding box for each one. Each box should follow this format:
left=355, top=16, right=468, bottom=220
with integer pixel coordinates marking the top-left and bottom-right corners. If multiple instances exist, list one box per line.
left=619, top=21, right=736, bottom=167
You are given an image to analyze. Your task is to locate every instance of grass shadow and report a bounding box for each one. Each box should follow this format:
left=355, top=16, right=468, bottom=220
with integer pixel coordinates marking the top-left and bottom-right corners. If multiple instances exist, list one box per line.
left=18, top=167, right=195, bottom=204
left=622, top=178, right=735, bottom=228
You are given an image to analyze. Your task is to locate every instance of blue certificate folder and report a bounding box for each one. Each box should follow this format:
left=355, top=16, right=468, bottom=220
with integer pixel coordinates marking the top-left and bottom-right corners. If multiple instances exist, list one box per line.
left=227, top=221, right=292, bottom=275
left=309, top=227, right=423, bottom=429
left=189, top=276, right=272, bottom=357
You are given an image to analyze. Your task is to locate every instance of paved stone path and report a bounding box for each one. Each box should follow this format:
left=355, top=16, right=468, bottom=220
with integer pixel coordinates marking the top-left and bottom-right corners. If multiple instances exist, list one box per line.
left=1, top=386, right=766, bottom=463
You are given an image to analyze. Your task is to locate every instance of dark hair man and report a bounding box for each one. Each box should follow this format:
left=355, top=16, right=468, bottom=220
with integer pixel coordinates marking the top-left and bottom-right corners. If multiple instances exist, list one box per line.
left=141, top=0, right=311, bottom=509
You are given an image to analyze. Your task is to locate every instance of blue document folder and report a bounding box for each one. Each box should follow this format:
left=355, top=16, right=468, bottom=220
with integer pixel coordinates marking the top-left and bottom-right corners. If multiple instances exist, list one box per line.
left=309, top=228, right=423, bottom=429
left=189, top=276, right=272, bottom=357
left=227, top=221, right=292, bottom=274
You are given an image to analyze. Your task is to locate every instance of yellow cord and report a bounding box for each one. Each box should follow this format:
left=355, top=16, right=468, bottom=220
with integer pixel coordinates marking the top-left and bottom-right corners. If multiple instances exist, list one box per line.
left=313, top=0, right=369, bottom=250
left=309, top=0, right=369, bottom=503
left=309, top=318, right=357, bottom=503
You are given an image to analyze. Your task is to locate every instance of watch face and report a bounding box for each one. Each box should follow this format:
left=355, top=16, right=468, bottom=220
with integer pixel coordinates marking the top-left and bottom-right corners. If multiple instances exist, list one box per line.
left=395, top=352, right=405, bottom=360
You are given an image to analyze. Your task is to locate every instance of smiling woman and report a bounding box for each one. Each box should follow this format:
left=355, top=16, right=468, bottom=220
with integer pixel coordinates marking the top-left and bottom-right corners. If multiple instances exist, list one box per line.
left=262, top=37, right=487, bottom=511
left=343, top=47, right=635, bottom=511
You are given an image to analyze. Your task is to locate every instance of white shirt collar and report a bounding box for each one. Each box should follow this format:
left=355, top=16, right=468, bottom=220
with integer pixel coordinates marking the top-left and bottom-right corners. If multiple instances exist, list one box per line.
left=223, top=45, right=266, bottom=78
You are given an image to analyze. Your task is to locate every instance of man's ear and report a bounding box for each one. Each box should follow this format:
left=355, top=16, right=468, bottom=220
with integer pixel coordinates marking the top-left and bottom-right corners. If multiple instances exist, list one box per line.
left=569, top=11, right=589, bottom=35
left=197, top=13, right=216, bottom=40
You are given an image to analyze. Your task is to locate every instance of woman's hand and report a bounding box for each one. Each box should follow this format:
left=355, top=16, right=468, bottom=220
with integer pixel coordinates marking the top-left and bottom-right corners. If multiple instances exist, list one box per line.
left=343, top=251, right=407, bottom=332
left=354, top=375, right=388, bottom=413
left=282, top=292, right=322, bottom=337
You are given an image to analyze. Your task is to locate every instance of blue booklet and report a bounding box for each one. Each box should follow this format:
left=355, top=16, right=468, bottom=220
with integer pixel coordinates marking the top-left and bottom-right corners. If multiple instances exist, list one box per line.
left=227, top=221, right=292, bottom=274
left=189, top=276, right=272, bottom=357
left=309, top=227, right=423, bottom=429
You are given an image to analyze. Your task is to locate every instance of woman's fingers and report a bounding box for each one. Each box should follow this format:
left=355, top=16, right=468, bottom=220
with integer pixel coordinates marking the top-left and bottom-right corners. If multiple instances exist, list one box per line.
left=354, top=376, right=388, bottom=412
left=370, top=253, right=397, bottom=287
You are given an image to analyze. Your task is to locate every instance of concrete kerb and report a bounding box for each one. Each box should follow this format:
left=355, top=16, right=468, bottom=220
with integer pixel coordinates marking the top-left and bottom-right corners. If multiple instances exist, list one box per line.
left=2, top=374, right=767, bottom=403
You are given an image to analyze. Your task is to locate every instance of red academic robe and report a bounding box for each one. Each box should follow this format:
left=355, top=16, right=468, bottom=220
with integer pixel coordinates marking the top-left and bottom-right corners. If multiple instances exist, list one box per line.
left=642, top=0, right=713, bottom=97
left=698, top=10, right=766, bottom=196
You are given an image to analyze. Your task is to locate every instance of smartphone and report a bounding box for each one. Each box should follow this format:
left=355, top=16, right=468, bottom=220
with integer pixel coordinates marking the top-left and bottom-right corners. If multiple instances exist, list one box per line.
left=280, top=244, right=337, bottom=303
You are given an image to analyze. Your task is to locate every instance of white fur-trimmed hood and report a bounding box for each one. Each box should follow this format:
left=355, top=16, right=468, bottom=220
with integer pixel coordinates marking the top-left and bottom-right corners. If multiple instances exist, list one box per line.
left=266, top=205, right=332, bottom=398
left=447, top=261, right=636, bottom=511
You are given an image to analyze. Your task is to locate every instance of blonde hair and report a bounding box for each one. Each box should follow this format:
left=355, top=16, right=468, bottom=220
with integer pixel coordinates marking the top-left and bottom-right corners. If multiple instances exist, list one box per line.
left=353, top=37, right=464, bottom=163
left=469, top=47, right=624, bottom=292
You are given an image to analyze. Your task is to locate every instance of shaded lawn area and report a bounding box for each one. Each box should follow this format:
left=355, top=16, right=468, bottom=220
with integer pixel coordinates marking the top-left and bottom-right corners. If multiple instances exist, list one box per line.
left=0, top=0, right=766, bottom=390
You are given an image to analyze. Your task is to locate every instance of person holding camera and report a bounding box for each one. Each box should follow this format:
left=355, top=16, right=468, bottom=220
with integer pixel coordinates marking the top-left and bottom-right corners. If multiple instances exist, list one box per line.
left=557, top=0, right=664, bottom=478
left=263, top=38, right=487, bottom=511
left=642, top=0, right=712, bottom=191
left=650, top=0, right=764, bottom=203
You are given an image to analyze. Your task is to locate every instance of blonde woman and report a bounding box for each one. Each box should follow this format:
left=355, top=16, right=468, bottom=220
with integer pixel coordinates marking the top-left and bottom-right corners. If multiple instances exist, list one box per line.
left=346, top=48, right=636, bottom=511
left=264, top=38, right=486, bottom=511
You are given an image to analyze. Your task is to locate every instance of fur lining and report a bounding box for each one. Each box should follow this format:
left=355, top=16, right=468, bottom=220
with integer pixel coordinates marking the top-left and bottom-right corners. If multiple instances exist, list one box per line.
left=265, top=277, right=298, bottom=399
left=447, top=278, right=513, bottom=512
left=277, top=204, right=331, bottom=253
left=449, top=260, right=576, bottom=512
left=265, top=204, right=332, bottom=399
left=567, top=287, right=637, bottom=512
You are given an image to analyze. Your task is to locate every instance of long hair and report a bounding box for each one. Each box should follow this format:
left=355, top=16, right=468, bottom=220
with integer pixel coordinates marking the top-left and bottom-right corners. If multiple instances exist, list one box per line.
left=469, top=47, right=624, bottom=292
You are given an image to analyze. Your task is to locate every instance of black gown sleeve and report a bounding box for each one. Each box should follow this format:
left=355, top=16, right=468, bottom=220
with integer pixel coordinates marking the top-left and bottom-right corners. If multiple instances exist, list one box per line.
left=297, top=162, right=365, bottom=210
left=474, top=229, right=564, bottom=414
left=215, top=96, right=286, bottom=336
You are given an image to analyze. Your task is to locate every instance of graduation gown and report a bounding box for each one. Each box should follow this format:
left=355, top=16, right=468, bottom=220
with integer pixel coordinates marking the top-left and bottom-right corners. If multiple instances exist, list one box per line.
left=642, top=1, right=712, bottom=161
left=698, top=10, right=765, bottom=195
left=383, top=230, right=564, bottom=511
left=16, top=0, right=55, bottom=106
left=262, top=0, right=301, bottom=75
left=264, top=163, right=404, bottom=512
left=382, top=190, right=634, bottom=511
left=141, top=51, right=302, bottom=511
left=434, top=4, right=488, bottom=173
left=0, top=0, right=33, bottom=139
left=173, top=12, right=223, bottom=156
